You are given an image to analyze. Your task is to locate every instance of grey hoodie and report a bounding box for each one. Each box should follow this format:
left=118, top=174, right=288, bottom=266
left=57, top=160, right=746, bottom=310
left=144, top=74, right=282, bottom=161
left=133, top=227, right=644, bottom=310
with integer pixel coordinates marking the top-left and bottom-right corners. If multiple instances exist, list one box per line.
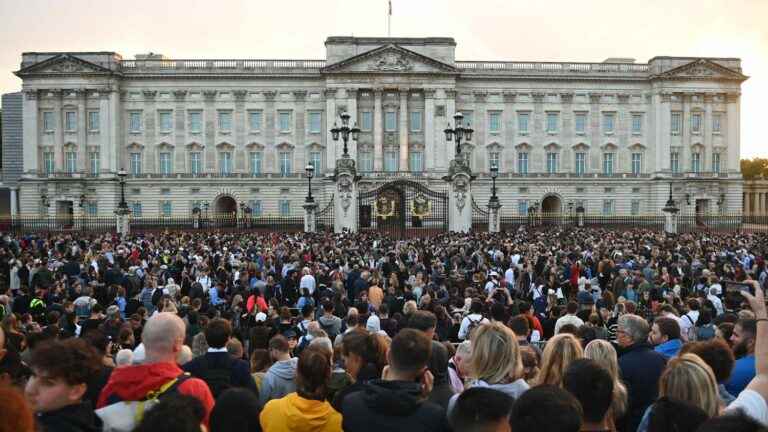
left=259, top=357, right=298, bottom=405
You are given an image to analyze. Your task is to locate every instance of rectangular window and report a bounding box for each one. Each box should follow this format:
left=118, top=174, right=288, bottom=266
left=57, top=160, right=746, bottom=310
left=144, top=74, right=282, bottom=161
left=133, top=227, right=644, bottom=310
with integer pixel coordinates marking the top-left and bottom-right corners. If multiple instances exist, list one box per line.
left=189, top=152, right=201, bottom=175
left=384, top=150, right=398, bottom=172
left=218, top=111, right=232, bottom=132
left=43, top=152, right=55, bottom=175
left=130, top=153, right=142, bottom=175
left=517, top=152, right=529, bottom=174
left=410, top=111, right=422, bottom=132
left=518, top=113, right=529, bottom=134
left=358, top=151, right=373, bottom=173
left=631, top=200, right=640, bottom=216
left=692, top=152, right=701, bottom=173
left=574, top=113, right=586, bottom=133
left=129, top=111, right=142, bottom=132
left=279, top=200, right=290, bottom=217
left=603, top=153, right=614, bottom=175
left=131, top=202, right=142, bottom=217
left=161, top=201, right=172, bottom=217
left=671, top=112, right=682, bottom=134
left=546, top=152, right=558, bottom=174
left=309, top=151, right=322, bottom=173
left=159, top=111, right=172, bottom=132
left=279, top=151, right=292, bottom=176
left=602, top=199, right=615, bottom=216
left=89, top=151, right=100, bottom=175
left=43, top=111, right=54, bottom=131
left=65, top=111, right=76, bottom=131
left=489, top=112, right=501, bottom=133
left=518, top=200, right=529, bottom=216
left=385, top=111, right=397, bottom=131
left=159, top=152, right=172, bottom=175
left=546, top=112, right=559, bottom=133
left=462, top=112, right=473, bottom=128
left=691, top=112, right=702, bottom=133
left=631, top=153, right=642, bottom=175
left=219, top=152, right=232, bottom=174
left=250, top=200, right=262, bottom=217
left=712, top=153, right=721, bottom=173
left=250, top=151, right=263, bottom=175
left=248, top=111, right=262, bottom=131
left=603, top=113, right=615, bottom=133
left=88, top=111, right=100, bottom=131
left=488, top=152, right=500, bottom=171
left=85, top=201, right=98, bottom=217
left=409, top=151, right=424, bottom=172
left=278, top=111, right=292, bottom=132
left=632, top=114, right=642, bottom=134
left=575, top=152, right=586, bottom=175
left=361, top=111, right=373, bottom=131
left=309, top=112, right=322, bottom=133
left=670, top=151, right=680, bottom=174
left=713, top=114, right=722, bottom=133
left=65, top=151, right=77, bottom=173
left=189, top=111, right=202, bottom=133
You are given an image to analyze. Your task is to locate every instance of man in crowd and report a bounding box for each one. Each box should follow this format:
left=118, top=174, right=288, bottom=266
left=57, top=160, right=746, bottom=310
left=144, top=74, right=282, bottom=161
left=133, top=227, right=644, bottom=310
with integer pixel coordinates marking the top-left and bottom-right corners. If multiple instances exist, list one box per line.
left=726, top=318, right=757, bottom=396
left=649, top=316, right=683, bottom=359
left=563, top=359, right=614, bottom=432
left=449, top=387, right=514, bottom=432
left=259, top=334, right=297, bottom=405
left=554, top=301, right=584, bottom=335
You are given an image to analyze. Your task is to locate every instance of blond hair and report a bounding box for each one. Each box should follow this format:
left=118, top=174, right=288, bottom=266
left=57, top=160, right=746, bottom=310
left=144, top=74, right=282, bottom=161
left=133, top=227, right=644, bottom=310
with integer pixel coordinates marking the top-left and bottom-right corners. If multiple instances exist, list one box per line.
left=468, top=322, right=522, bottom=384
left=659, top=353, right=720, bottom=418
left=535, top=333, right=583, bottom=387
left=585, top=339, right=628, bottom=419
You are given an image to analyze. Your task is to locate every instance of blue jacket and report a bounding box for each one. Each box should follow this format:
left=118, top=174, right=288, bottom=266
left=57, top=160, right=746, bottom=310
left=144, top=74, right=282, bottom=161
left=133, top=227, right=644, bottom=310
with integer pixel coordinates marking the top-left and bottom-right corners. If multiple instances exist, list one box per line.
left=725, top=355, right=755, bottom=396
left=654, top=338, right=682, bottom=359
left=618, top=343, right=667, bottom=432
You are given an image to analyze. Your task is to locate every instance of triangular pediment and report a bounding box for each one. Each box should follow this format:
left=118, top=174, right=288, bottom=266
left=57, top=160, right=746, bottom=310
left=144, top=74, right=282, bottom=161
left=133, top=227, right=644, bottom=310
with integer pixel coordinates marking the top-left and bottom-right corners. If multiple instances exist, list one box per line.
left=652, top=59, right=748, bottom=82
left=321, top=44, right=457, bottom=74
left=15, top=54, right=115, bottom=77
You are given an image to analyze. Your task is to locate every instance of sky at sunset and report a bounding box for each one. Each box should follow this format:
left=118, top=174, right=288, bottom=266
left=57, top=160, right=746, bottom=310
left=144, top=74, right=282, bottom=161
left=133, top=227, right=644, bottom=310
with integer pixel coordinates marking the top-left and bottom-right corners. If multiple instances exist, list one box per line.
left=0, top=0, right=765, bottom=158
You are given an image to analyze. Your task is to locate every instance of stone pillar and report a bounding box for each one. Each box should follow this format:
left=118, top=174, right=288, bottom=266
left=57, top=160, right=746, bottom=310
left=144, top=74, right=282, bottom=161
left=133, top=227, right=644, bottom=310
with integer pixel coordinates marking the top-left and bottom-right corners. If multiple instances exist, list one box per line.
left=324, top=89, right=338, bottom=170
left=303, top=201, right=318, bottom=233
left=115, top=208, right=131, bottom=237
left=22, top=90, right=39, bottom=175
left=334, top=156, right=358, bottom=233
left=76, top=89, right=88, bottom=173
left=576, top=205, right=585, bottom=227
left=654, top=92, right=672, bottom=173
left=346, top=89, right=358, bottom=162
left=726, top=92, right=740, bottom=173
left=681, top=93, right=691, bottom=173
left=488, top=199, right=501, bottom=233
left=703, top=93, right=713, bottom=172
left=10, top=188, right=18, bottom=217
left=445, top=158, right=473, bottom=233
left=399, top=89, right=409, bottom=170
left=203, top=90, right=217, bottom=172
left=662, top=186, right=679, bottom=235
left=174, top=90, right=189, bottom=172
left=373, top=89, right=383, bottom=171
left=424, top=88, right=436, bottom=171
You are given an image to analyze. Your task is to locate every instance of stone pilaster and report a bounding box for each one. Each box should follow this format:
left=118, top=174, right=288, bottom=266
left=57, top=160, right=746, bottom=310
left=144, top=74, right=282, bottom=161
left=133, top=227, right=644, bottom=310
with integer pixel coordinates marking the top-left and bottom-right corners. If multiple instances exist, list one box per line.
left=373, top=89, right=383, bottom=171
left=76, top=89, right=87, bottom=174
left=334, top=156, right=358, bottom=233
left=143, top=90, right=158, bottom=173
left=173, top=90, right=188, bottom=172
left=726, top=92, right=740, bottom=173
left=22, top=89, right=40, bottom=175
left=324, top=89, right=337, bottom=170
left=399, top=89, right=409, bottom=170
left=445, top=157, right=473, bottom=233
left=303, top=201, right=318, bottom=233
left=424, top=88, right=436, bottom=171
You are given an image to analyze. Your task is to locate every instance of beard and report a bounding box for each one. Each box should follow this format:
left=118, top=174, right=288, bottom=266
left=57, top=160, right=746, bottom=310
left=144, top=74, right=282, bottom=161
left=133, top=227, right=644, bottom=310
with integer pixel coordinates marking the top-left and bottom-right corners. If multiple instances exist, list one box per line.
left=733, top=340, right=749, bottom=358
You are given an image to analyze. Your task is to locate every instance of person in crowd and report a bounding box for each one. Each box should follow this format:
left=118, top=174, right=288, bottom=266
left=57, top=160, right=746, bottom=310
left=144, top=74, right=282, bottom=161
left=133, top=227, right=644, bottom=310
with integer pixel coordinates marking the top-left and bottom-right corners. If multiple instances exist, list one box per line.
left=210, top=388, right=262, bottom=432
left=448, top=340, right=471, bottom=394
left=183, top=318, right=257, bottom=398
left=448, top=387, right=514, bottom=432
left=615, top=313, right=668, bottom=432
left=407, top=310, right=454, bottom=409
left=133, top=394, right=206, bottom=432
left=340, top=328, right=449, bottom=431
left=332, top=329, right=387, bottom=409
left=458, top=300, right=488, bottom=341
left=583, top=339, right=628, bottom=427
left=97, top=312, right=214, bottom=428
left=680, top=338, right=737, bottom=405
left=534, top=333, right=583, bottom=388
left=726, top=317, right=757, bottom=396
left=259, top=334, right=298, bottom=405
left=26, top=338, right=102, bottom=432
left=260, top=346, right=342, bottom=432
left=554, top=301, right=585, bottom=335
left=509, top=385, right=582, bottom=432
left=0, top=385, right=35, bottom=432
left=563, top=359, right=614, bottom=432
left=649, top=316, right=684, bottom=359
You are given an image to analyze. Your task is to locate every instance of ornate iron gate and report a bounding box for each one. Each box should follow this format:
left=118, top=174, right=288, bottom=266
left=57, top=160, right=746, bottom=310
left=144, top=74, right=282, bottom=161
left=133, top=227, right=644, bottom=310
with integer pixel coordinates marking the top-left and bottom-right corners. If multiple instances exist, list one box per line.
left=316, top=195, right=334, bottom=233
left=358, top=180, right=448, bottom=239
left=472, top=197, right=489, bottom=232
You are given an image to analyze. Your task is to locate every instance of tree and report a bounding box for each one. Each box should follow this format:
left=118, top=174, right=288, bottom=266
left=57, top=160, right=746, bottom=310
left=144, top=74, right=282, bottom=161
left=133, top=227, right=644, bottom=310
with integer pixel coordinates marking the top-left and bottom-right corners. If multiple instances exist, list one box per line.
left=740, top=158, right=768, bottom=179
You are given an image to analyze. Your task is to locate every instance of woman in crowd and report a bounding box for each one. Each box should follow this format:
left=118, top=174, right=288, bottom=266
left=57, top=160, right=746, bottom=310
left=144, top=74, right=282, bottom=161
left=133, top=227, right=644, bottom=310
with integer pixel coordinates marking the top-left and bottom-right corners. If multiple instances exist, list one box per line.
left=535, top=333, right=583, bottom=388
left=584, top=339, right=628, bottom=426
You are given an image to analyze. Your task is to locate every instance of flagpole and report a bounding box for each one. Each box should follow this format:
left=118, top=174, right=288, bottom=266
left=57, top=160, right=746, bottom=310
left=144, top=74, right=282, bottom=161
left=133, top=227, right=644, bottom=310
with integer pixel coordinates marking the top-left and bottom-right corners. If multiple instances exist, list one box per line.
left=387, top=0, right=391, bottom=37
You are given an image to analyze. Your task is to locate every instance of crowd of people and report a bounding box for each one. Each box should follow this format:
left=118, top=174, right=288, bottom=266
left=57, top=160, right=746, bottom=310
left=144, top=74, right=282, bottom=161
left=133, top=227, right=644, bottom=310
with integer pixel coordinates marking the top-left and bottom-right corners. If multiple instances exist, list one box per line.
left=0, top=226, right=767, bottom=432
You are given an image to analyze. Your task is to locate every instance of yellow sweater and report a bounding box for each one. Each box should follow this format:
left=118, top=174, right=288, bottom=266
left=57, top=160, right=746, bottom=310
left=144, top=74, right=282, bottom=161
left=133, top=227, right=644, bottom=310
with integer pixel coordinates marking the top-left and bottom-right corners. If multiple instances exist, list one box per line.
left=260, top=392, right=342, bottom=432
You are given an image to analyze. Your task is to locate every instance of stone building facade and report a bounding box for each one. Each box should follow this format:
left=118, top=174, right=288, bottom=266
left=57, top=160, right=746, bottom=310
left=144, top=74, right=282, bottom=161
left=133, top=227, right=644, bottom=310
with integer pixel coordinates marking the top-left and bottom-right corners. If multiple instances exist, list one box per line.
left=13, top=36, right=747, bottom=220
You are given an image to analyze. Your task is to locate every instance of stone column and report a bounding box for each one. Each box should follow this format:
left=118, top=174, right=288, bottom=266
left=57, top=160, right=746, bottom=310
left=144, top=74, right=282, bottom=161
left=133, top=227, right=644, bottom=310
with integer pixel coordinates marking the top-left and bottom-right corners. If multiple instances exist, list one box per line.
left=99, top=89, right=114, bottom=174
left=143, top=90, right=158, bottom=173
left=726, top=92, right=740, bottom=173
left=203, top=90, right=217, bottom=172
left=655, top=92, right=672, bottom=173
left=324, top=89, right=337, bottom=170
left=76, top=89, right=88, bottom=174
left=303, top=201, right=318, bottom=233
left=473, top=91, right=487, bottom=170
left=399, top=89, right=409, bottom=170
left=588, top=93, right=601, bottom=172
left=373, top=89, right=384, bottom=171
left=424, top=88, right=436, bottom=171
left=488, top=199, right=501, bottom=233
left=115, top=206, right=131, bottom=237
left=22, top=90, right=39, bottom=175
left=503, top=92, right=516, bottom=172
left=445, top=159, right=473, bottom=233
left=703, top=93, right=713, bottom=172
left=334, top=157, right=358, bottom=233
left=10, top=188, right=18, bottom=217
left=52, top=90, right=64, bottom=171
left=173, top=90, right=188, bottom=172
left=445, top=89, right=457, bottom=164
left=681, top=93, right=691, bottom=175
left=293, top=90, right=307, bottom=171
left=346, top=88, right=358, bottom=162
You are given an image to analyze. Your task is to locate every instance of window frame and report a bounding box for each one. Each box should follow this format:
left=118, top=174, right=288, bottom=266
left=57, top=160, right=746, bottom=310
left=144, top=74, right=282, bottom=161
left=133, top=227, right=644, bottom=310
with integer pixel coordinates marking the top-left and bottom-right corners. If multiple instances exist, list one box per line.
left=130, top=152, right=142, bottom=175
left=546, top=112, right=559, bottom=133
left=188, top=111, right=202, bottom=134
left=43, top=111, right=55, bottom=132
left=64, top=111, right=77, bottom=132
left=158, top=110, right=173, bottom=133
left=602, top=152, right=614, bottom=175
left=410, top=111, right=423, bottom=132
left=517, top=152, right=529, bottom=174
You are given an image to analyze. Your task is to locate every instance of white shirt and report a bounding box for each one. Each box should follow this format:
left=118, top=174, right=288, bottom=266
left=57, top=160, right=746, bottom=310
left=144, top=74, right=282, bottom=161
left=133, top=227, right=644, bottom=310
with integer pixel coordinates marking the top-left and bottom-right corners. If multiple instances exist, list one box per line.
left=300, top=274, right=316, bottom=295
left=458, top=313, right=489, bottom=340
left=726, top=389, right=768, bottom=426
left=504, top=268, right=516, bottom=287
left=708, top=294, right=724, bottom=316
left=679, top=310, right=700, bottom=341
left=555, top=314, right=584, bottom=335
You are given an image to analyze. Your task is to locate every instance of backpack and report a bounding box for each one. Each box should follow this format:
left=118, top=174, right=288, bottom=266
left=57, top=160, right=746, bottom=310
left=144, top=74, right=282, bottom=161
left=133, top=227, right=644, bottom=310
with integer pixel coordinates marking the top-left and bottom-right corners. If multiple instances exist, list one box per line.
left=683, top=314, right=697, bottom=342
left=697, top=324, right=716, bottom=341
left=199, top=356, right=233, bottom=399
left=96, top=373, right=191, bottom=432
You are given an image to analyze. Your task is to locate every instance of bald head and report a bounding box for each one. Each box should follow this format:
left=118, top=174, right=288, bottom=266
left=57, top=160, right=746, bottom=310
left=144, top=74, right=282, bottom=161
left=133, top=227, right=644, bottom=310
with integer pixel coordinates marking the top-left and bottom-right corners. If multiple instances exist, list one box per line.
left=141, top=313, right=185, bottom=363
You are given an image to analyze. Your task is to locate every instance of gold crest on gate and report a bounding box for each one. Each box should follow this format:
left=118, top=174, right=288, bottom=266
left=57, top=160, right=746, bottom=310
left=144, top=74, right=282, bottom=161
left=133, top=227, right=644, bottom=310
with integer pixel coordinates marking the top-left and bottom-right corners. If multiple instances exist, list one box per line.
left=411, top=193, right=431, bottom=218
left=374, top=195, right=395, bottom=220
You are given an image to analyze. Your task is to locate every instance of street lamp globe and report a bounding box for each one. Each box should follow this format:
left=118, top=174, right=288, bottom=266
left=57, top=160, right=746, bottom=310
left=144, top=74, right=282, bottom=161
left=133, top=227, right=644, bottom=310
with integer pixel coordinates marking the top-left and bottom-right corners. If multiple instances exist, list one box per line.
left=305, top=163, right=315, bottom=178
left=490, top=162, right=499, bottom=179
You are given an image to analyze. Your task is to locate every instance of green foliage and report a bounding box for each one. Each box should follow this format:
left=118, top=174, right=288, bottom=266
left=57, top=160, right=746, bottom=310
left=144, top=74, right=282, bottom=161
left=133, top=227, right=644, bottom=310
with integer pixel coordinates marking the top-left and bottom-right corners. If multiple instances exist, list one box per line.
left=741, top=158, right=768, bottom=179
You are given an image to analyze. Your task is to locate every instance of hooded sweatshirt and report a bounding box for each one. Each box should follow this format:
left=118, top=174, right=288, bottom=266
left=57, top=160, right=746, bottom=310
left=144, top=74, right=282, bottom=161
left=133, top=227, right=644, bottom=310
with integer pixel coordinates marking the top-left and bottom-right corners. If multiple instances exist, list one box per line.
left=37, top=402, right=99, bottom=432
left=341, top=379, right=450, bottom=432
left=259, top=357, right=298, bottom=405
left=96, top=361, right=214, bottom=425
left=260, top=393, right=342, bottom=432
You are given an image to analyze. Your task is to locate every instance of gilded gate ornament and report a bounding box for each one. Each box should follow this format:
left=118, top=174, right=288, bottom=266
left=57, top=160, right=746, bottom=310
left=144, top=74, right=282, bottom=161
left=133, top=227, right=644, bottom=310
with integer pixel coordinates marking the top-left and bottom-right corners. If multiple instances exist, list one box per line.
left=411, top=193, right=431, bottom=218
left=374, top=194, right=395, bottom=220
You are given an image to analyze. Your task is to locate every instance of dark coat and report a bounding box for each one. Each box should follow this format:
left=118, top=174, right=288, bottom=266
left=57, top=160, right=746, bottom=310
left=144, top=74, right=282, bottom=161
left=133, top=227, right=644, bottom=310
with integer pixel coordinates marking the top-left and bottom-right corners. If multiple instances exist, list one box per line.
left=618, top=342, right=667, bottom=432
left=36, top=402, right=100, bottom=432
left=182, top=351, right=258, bottom=398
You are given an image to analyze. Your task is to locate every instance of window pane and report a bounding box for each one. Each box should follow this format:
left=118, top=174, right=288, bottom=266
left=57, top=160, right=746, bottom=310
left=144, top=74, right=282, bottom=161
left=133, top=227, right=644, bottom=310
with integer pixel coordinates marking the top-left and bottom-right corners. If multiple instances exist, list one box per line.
left=190, top=152, right=201, bottom=174
left=131, top=153, right=142, bottom=175
left=65, top=112, right=76, bottom=131
left=546, top=113, right=558, bottom=133
left=359, top=151, right=373, bottom=172
left=251, top=152, right=262, bottom=175
left=218, top=111, right=232, bottom=131
left=575, top=152, right=585, bottom=175
left=43, top=112, right=54, bottom=131
left=712, top=153, right=721, bottom=173
left=189, top=112, right=202, bottom=133
left=518, top=152, right=528, bottom=174
left=671, top=112, right=681, bottom=134
left=671, top=152, right=679, bottom=173
left=220, top=152, right=232, bottom=174
left=603, top=113, right=614, bottom=132
left=692, top=113, right=702, bottom=133
left=361, top=111, right=373, bottom=131
left=309, top=151, right=322, bottom=173
left=409, top=151, right=423, bottom=172
left=309, top=112, right=322, bottom=133
left=90, top=152, right=100, bottom=174
left=632, top=114, right=642, bottom=133
left=130, top=112, right=142, bottom=131
left=575, top=113, right=586, bottom=133
left=489, top=112, right=501, bottom=133
left=88, top=111, right=99, bottom=130
left=44, top=152, right=55, bottom=174
left=279, top=200, right=290, bottom=216
left=160, top=112, right=172, bottom=131
left=249, top=111, right=262, bottom=131
left=280, top=152, right=292, bottom=175
left=279, top=112, right=291, bottom=131
left=385, top=112, right=396, bottom=131
left=384, top=151, right=398, bottom=172
left=713, top=114, right=721, bottom=133
left=131, top=202, right=142, bottom=217
left=160, top=152, right=171, bottom=174
left=632, top=153, right=642, bottom=175
left=518, top=201, right=528, bottom=216
left=631, top=200, right=640, bottom=216
left=410, top=111, right=422, bottom=132
left=65, top=152, right=77, bottom=173
left=518, top=113, right=529, bottom=133
left=603, top=153, right=613, bottom=175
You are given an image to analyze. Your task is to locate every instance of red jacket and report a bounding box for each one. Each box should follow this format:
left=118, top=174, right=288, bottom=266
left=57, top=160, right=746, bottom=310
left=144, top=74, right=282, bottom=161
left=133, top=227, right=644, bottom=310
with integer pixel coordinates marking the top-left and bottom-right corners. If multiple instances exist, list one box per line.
left=97, top=361, right=214, bottom=426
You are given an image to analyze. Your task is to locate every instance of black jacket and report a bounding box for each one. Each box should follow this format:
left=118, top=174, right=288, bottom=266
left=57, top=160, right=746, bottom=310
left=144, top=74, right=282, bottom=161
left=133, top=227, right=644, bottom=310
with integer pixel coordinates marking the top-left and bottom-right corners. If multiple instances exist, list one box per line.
left=618, top=342, right=667, bottom=432
left=341, top=380, right=450, bottom=432
left=36, top=402, right=100, bottom=432
left=182, top=351, right=258, bottom=398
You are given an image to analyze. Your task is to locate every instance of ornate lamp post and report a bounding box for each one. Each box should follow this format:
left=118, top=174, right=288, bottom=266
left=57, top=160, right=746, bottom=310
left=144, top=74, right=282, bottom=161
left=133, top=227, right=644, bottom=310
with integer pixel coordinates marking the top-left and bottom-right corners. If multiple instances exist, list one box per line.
left=330, top=112, right=360, bottom=158
left=489, top=162, right=499, bottom=205
left=443, top=112, right=475, bottom=158
left=203, top=202, right=209, bottom=219
left=305, top=163, right=315, bottom=203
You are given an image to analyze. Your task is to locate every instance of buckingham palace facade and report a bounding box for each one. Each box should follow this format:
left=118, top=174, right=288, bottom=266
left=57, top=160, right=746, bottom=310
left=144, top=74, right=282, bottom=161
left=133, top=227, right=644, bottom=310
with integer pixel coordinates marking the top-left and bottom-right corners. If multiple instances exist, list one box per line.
left=13, top=36, right=747, bottom=219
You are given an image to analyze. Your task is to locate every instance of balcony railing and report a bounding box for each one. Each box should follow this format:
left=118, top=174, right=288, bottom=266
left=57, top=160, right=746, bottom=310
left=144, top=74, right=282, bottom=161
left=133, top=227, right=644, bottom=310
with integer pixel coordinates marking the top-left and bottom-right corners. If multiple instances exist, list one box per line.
left=120, top=59, right=327, bottom=74
left=455, top=61, right=649, bottom=76
left=126, top=172, right=303, bottom=179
